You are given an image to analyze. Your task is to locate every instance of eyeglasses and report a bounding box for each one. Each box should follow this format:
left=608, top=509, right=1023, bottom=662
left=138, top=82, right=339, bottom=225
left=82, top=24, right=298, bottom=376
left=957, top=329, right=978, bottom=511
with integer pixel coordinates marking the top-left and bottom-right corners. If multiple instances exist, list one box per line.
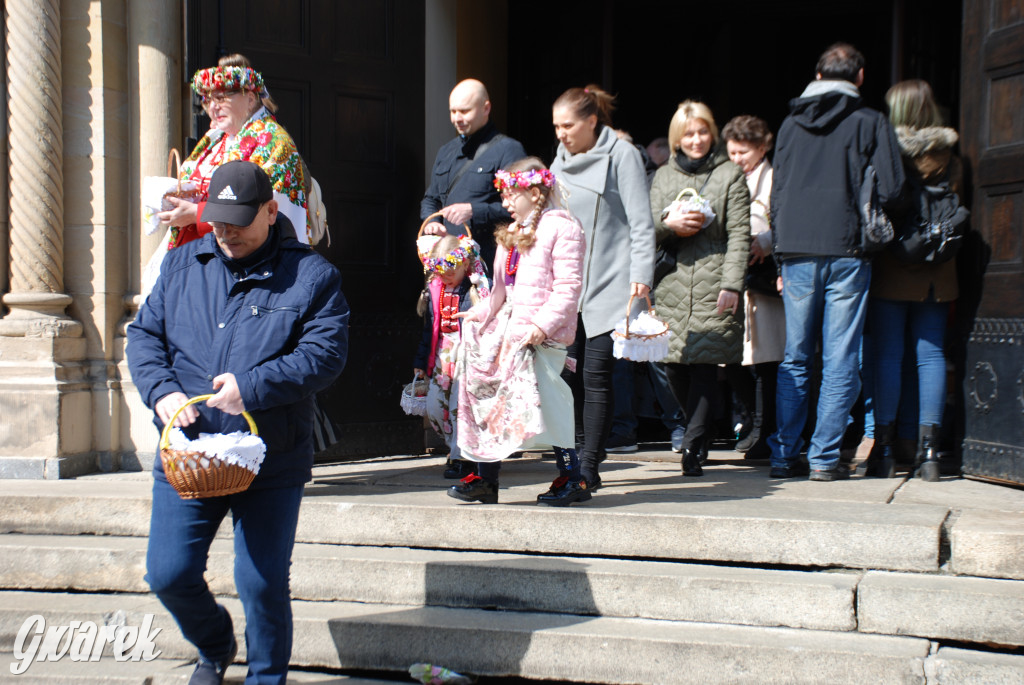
left=202, top=91, right=243, bottom=105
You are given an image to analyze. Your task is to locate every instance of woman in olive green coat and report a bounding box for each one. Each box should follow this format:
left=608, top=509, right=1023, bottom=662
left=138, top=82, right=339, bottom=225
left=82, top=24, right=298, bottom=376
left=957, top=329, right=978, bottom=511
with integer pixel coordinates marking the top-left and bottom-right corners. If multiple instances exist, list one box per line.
left=650, top=101, right=750, bottom=476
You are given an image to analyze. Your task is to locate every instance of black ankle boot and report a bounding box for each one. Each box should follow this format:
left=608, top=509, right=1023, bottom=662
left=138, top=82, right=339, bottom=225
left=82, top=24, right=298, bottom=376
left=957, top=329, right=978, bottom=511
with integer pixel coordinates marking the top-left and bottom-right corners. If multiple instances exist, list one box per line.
left=447, top=474, right=498, bottom=503
left=857, top=423, right=896, bottom=478
left=682, top=446, right=704, bottom=477
left=915, top=424, right=940, bottom=482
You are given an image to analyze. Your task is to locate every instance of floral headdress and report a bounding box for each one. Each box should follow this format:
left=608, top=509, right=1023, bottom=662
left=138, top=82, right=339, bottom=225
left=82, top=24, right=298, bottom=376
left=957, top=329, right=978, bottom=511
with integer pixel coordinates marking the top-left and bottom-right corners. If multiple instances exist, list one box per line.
left=418, top=234, right=480, bottom=276
left=192, top=66, right=268, bottom=99
left=493, top=168, right=556, bottom=192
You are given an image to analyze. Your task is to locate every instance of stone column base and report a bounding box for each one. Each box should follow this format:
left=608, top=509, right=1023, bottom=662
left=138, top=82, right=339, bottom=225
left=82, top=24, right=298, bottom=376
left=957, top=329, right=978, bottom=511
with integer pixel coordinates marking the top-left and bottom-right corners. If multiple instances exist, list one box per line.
left=0, top=335, right=93, bottom=479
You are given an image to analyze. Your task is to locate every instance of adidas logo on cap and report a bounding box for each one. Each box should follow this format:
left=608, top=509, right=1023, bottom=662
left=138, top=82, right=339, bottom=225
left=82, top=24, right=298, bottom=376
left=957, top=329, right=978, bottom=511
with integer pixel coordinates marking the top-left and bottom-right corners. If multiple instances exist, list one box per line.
left=218, top=185, right=238, bottom=201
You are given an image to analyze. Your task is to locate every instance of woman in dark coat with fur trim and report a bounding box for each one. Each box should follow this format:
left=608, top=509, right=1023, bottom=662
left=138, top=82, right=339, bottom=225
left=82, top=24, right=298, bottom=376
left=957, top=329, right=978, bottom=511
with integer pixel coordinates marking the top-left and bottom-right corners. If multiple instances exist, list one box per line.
left=861, top=80, right=963, bottom=481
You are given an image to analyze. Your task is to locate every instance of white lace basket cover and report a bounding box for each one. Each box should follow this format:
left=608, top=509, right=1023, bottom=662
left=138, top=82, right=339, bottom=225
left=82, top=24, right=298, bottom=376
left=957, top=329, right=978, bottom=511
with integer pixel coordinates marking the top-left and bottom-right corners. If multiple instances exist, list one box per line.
left=611, top=294, right=671, bottom=362
left=661, top=187, right=716, bottom=229
left=401, top=376, right=429, bottom=416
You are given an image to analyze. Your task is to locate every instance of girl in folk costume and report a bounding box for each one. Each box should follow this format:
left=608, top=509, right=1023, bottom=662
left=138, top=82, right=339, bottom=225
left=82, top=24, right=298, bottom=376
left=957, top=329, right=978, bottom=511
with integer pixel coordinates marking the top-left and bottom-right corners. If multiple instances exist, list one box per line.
left=413, top=234, right=490, bottom=476
left=448, top=158, right=589, bottom=506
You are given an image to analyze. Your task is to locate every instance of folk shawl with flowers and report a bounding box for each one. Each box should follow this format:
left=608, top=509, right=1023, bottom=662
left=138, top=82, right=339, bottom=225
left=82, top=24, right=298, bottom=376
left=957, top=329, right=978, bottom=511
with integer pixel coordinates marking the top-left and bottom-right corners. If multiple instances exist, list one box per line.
left=178, top=107, right=308, bottom=243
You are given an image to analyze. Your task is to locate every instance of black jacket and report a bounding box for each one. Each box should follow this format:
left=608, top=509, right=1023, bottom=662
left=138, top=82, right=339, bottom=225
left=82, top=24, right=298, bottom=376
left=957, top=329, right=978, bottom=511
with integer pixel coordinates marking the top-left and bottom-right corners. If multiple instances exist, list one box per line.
left=771, top=81, right=905, bottom=259
left=420, top=123, right=527, bottom=265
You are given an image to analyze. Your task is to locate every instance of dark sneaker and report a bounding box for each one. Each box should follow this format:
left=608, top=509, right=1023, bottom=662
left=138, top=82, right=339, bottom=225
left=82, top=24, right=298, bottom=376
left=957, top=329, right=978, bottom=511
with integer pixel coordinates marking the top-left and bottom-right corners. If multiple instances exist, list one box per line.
left=582, top=474, right=603, bottom=491
left=537, top=477, right=592, bottom=506
left=809, top=465, right=851, bottom=481
left=189, top=637, right=237, bottom=685
left=605, top=434, right=638, bottom=454
left=735, top=427, right=760, bottom=452
left=447, top=473, right=498, bottom=504
left=768, top=462, right=810, bottom=479
left=670, top=426, right=686, bottom=453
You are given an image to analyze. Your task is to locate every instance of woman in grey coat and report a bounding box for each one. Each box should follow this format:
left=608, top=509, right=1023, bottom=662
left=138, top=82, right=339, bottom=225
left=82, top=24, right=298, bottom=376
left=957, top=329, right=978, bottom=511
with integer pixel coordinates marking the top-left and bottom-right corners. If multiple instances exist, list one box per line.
left=550, top=85, right=656, bottom=488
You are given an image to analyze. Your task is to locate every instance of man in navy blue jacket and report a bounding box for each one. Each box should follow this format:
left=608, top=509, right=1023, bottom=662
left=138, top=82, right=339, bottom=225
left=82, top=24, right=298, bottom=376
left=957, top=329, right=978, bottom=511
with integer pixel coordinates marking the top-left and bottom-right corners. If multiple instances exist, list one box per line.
left=768, top=43, right=904, bottom=482
left=127, top=161, right=348, bottom=684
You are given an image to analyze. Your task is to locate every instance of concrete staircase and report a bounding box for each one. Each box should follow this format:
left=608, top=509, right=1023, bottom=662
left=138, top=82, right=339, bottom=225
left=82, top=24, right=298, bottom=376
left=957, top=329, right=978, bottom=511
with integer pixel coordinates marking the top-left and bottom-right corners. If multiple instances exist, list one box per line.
left=1, top=452, right=1023, bottom=683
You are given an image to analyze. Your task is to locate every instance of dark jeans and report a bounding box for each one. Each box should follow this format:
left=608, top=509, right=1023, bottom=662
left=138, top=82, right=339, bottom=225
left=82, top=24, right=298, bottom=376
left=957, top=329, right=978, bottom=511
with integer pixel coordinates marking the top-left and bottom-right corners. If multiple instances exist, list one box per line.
left=664, top=363, right=719, bottom=452
left=610, top=360, right=685, bottom=439
left=146, top=478, right=304, bottom=685
left=565, top=316, right=615, bottom=479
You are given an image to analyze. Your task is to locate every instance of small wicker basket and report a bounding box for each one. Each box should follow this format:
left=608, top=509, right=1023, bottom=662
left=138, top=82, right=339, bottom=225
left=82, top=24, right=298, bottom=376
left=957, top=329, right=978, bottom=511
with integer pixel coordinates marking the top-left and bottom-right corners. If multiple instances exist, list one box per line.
left=159, top=395, right=261, bottom=499
left=163, top=148, right=203, bottom=208
left=400, top=375, right=429, bottom=416
left=611, top=293, right=671, bottom=362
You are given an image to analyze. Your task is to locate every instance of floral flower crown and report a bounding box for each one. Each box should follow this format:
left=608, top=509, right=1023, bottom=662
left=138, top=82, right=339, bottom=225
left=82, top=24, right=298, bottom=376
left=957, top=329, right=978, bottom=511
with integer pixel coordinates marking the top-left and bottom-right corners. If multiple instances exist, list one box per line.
left=419, top=235, right=480, bottom=276
left=192, top=66, right=267, bottom=98
left=493, top=168, right=556, bottom=192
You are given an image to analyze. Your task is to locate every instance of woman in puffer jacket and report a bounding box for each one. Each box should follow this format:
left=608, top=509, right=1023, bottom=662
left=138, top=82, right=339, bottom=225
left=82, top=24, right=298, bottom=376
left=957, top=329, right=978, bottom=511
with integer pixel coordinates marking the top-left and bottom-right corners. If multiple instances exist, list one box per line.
left=860, top=80, right=963, bottom=481
left=650, top=101, right=751, bottom=477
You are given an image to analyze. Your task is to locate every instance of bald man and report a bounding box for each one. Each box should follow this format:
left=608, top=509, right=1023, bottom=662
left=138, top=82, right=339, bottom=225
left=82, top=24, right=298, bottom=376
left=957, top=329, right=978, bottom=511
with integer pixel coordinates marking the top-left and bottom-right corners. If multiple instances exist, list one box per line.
left=421, top=79, right=526, bottom=272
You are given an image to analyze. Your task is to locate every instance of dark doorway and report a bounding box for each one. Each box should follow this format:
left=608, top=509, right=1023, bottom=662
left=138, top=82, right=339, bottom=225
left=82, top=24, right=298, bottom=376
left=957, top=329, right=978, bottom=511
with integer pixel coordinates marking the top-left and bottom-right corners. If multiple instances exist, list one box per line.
left=188, top=0, right=427, bottom=457
left=508, top=0, right=962, bottom=162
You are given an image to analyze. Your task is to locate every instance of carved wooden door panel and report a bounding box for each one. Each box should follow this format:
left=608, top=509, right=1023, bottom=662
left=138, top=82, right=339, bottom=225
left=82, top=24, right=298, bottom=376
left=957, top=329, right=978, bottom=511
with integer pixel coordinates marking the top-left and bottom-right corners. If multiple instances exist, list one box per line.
left=191, top=0, right=427, bottom=457
left=960, top=0, right=1024, bottom=484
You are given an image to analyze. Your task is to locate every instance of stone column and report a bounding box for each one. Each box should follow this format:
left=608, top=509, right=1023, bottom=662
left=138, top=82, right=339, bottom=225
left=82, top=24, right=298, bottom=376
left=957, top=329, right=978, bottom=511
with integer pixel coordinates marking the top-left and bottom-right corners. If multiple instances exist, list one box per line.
left=0, top=0, right=90, bottom=479
left=1, top=0, right=79, bottom=337
left=117, top=0, right=183, bottom=472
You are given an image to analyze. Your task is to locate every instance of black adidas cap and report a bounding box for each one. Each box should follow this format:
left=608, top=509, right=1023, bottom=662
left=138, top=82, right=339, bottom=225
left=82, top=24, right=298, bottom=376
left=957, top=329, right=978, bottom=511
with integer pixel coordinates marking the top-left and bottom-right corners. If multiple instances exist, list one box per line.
left=201, top=160, right=274, bottom=226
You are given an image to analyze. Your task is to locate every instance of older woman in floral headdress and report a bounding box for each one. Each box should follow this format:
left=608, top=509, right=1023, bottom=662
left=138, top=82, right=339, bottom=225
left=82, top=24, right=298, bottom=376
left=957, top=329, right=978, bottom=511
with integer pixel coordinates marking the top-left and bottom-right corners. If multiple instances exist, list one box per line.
left=157, top=54, right=308, bottom=248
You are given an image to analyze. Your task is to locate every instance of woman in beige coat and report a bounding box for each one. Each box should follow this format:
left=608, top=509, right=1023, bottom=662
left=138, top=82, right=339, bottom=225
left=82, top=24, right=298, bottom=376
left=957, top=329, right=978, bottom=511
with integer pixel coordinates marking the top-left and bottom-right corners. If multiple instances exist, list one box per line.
left=722, top=115, right=784, bottom=460
left=650, top=101, right=750, bottom=476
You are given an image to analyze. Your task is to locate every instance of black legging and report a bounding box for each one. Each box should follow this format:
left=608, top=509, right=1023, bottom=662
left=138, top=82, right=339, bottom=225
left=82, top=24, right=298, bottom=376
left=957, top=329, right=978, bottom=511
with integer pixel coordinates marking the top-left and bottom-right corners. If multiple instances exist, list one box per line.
left=564, top=316, right=615, bottom=480
left=664, top=363, right=719, bottom=452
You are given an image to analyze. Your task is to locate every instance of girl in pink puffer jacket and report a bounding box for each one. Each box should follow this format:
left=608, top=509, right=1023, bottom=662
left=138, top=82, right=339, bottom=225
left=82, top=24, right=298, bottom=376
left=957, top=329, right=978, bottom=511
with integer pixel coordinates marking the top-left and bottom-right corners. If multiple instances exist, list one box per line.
left=449, top=158, right=589, bottom=506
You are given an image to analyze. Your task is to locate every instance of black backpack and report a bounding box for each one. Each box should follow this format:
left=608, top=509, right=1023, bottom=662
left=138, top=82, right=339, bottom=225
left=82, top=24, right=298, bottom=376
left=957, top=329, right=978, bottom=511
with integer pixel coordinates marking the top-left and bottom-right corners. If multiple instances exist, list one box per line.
left=889, top=176, right=969, bottom=264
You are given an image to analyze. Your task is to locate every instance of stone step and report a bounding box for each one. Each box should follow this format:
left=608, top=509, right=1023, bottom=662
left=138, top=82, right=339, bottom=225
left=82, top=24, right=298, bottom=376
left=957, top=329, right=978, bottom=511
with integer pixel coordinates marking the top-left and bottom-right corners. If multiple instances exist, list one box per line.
left=3, top=536, right=1023, bottom=650
left=0, top=477, right=951, bottom=572
left=8, top=590, right=1021, bottom=684
left=0, top=590, right=945, bottom=684
left=0, top=657, right=391, bottom=684
left=0, top=535, right=859, bottom=632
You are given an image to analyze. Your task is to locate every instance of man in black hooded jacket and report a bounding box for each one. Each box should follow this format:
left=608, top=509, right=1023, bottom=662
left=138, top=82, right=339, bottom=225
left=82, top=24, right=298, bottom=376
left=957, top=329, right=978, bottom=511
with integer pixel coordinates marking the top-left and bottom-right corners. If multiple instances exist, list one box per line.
left=767, top=43, right=904, bottom=481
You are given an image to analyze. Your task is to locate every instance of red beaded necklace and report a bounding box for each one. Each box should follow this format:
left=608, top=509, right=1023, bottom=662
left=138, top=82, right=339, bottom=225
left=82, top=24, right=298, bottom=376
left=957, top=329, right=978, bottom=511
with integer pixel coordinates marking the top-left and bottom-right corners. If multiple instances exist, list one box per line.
left=505, top=247, right=520, bottom=277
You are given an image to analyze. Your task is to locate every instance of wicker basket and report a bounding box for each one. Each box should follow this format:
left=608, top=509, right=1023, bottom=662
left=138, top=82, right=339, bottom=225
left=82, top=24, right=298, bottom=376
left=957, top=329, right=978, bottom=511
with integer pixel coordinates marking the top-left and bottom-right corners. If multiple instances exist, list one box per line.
left=611, top=293, right=671, bottom=362
left=159, top=394, right=261, bottom=499
left=163, top=148, right=203, bottom=208
left=400, top=375, right=429, bottom=416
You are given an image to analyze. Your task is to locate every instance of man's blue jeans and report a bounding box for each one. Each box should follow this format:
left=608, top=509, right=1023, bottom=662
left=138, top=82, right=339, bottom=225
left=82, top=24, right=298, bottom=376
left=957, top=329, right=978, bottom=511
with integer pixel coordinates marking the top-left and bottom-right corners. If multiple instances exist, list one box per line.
left=770, top=257, right=871, bottom=471
left=869, top=297, right=949, bottom=428
left=146, top=478, right=304, bottom=685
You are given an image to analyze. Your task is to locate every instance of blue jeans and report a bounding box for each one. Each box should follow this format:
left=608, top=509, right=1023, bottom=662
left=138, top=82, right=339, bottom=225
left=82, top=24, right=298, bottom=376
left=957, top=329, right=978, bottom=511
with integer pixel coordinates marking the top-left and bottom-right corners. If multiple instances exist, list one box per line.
left=147, top=478, right=305, bottom=685
left=869, top=298, right=949, bottom=427
left=770, top=257, right=870, bottom=471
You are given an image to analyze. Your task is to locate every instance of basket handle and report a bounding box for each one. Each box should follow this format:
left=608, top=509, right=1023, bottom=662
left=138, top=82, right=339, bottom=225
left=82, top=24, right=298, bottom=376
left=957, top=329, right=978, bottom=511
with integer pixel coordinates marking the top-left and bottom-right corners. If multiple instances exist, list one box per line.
left=159, top=394, right=259, bottom=450
left=418, top=211, right=472, bottom=241
left=167, top=148, right=184, bottom=193
left=673, top=187, right=700, bottom=203
left=623, top=292, right=655, bottom=338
